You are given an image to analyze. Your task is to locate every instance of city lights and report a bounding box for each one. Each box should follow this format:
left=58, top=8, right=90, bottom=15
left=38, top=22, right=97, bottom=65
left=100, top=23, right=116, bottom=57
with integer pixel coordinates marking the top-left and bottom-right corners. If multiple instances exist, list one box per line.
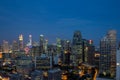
left=0, top=30, right=119, bottom=80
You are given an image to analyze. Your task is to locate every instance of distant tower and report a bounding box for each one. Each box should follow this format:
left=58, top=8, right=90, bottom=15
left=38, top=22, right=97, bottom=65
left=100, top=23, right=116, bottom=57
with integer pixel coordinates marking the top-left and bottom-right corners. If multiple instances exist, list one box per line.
left=99, top=30, right=117, bottom=78
left=27, top=35, right=32, bottom=47
left=82, top=39, right=90, bottom=63
left=87, top=40, right=95, bottom=65
left=56, top=38, right=62, bottom=54
left=63, top=40, right=71, bottom=65
left=3, top=40, right=9, bottom=53
left=44, top=39, right=48, bottom=54
left=72, top=31, right=82, bottom=45
left=72, top=31, right=83, bottom=65
left=12, top=40, right=19, bottom=51
left=40, top=34, right=45, bottom=54
left=19, top=34, right=24, bottom=51
left=29, top=35, right=32, bottom=46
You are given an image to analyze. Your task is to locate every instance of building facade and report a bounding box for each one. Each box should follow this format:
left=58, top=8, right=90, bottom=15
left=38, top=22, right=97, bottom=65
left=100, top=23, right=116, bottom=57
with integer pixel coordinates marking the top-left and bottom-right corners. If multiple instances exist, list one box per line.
left=19, top=34, right=24, bottom=51
left=99, top=30, right=117, bottom=78
left=72, top=31, right=83, bottom=65
left=116, top=42, right=120, bottom=80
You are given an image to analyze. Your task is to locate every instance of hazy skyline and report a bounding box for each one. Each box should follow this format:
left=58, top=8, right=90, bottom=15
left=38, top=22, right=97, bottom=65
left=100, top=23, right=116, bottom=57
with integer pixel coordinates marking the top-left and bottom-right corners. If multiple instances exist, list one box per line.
left=0, top=0, right=120, bottom=45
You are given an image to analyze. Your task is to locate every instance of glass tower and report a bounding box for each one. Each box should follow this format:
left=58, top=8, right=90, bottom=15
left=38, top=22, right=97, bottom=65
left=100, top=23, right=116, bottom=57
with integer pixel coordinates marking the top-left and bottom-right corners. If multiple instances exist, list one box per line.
left=19, top=34, right=24, bottom=51
left=72, top=31, right=83, bottom=65
left=99, top=30, right=117, bottom=78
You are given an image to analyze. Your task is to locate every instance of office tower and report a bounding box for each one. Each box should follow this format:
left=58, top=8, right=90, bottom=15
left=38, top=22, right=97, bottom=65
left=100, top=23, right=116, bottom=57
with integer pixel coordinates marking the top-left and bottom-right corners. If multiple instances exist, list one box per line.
left=32, top=42, right=40, bottom=57
left=63, top=40, right=71, bottom=65
left=94, top=50, right=100, bottom=69
left=39, top=34, right=45, bottom=54
left=19, top=34, right=24, bottom=51
left=116, top=42, right=120, bottom=80
left=99, top=30, right=117, bottom=78
left=72, top=31, right=83, bottom=65
left=56, top=38, right=62, bottom=54
left=12, top=40, right=19, bottom=52
left=93, top=49, right=100, bottom=69
left=44, top=39, right=48, bottom=54
left=32, top=46, right=40, bottom=57
left=35, top=55, right=50, bottom=70
left=87, top=40, right=95, bottom=65
left=82, top=39, right=89, bottom=63
left=60, top=40, right=71, bottom=65
left=27, top=35, right=32, bottom=47
left=29, top=35, right=32, bottom=46
left=47, top=44, right=56, bottom=56
left=3, top=40, right=9, bottom=53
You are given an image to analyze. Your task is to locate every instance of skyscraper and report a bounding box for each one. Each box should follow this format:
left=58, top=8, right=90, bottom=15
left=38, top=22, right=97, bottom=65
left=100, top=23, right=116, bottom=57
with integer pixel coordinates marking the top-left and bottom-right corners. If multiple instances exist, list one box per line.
left=99, top=30, right=117, bottom=78
left=19, top=34, right=24, bottom=51
left=44, top=39, right=48, bottom=54
left=87, top=40, right=95, bottom=65
left=72, top=31, right=83, bottom=65
left=56, top=38, right=62, bottom=54
left=3, top=40, right=9, bottom=53
left=82, top=39, right=89, bottom=63
left=12, top=40, right=19, bottom=52
left=116, top=42, right=120, bottom=80
left=27, top=35, right=32, bottom=47
left=39, top=34, right=45, bottom=54
left=61, top=40, right=71, bottom=65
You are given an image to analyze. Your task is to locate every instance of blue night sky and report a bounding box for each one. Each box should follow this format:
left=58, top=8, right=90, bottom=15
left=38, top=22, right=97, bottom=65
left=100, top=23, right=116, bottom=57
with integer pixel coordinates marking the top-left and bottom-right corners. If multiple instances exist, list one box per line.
left=0, top=0, right=120, bottom=46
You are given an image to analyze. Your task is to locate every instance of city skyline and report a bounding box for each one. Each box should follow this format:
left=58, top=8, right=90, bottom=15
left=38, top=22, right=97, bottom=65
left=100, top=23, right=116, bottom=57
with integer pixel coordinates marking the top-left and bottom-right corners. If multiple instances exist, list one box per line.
left=0, top=0, right=120, bottom=45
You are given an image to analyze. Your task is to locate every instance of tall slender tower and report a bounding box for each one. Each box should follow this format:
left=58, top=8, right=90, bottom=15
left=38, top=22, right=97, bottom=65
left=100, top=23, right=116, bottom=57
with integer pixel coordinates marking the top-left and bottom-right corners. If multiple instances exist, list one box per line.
left=56, top=38, right=62, bottom=54
left=39, top=34, right=45, bottom=54
left=19, top=34, right=24, bottom=51
left=99, top=30, right=117, bottom=78
left=27, top=35, right=32, bottom=47
left=29, top=35, right=32, bottom=46
left=44, top=39, right=48, bottom=54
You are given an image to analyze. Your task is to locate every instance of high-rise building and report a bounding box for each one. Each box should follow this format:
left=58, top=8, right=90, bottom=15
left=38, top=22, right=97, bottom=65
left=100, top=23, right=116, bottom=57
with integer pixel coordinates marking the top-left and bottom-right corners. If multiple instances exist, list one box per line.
left=44, top=39, right=48, bottom=54
left=3, top=40, right=9, bottom=53
left=56, top=38, right=62, bottom=55
left=99, top=30, right=117, bottom=78
left=26, top=35, right=32, bottom=47
left=39, top=34, right=45, bottom=54
left=32, top=46, right=40, bottom=57
left=94, top=50, right=100, bottom=69
left=87, top=40, right=95, bottom=65
left=12, top=40, right=19, bottom=52
left=62, top=40, right=71, bottom=65
left=19, top=34, right=24, bottom=51
left=72, top=31, right=83, bottom=65
left=116, top=42, right=120, bottom=80
left=82, top=39, right=89, bottom=63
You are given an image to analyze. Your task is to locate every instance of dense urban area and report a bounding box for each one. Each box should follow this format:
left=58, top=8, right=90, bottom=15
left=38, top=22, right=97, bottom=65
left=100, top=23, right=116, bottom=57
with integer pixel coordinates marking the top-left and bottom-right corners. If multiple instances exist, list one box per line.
left=0, top=30, right=120, bottom=80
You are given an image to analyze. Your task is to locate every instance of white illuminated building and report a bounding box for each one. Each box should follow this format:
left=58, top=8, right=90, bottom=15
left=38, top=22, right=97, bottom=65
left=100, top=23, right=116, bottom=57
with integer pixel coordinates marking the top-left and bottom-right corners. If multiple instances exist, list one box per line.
left=116, top=45, right=120, bottom=80
left=27, top=35, right=32, bottom=47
